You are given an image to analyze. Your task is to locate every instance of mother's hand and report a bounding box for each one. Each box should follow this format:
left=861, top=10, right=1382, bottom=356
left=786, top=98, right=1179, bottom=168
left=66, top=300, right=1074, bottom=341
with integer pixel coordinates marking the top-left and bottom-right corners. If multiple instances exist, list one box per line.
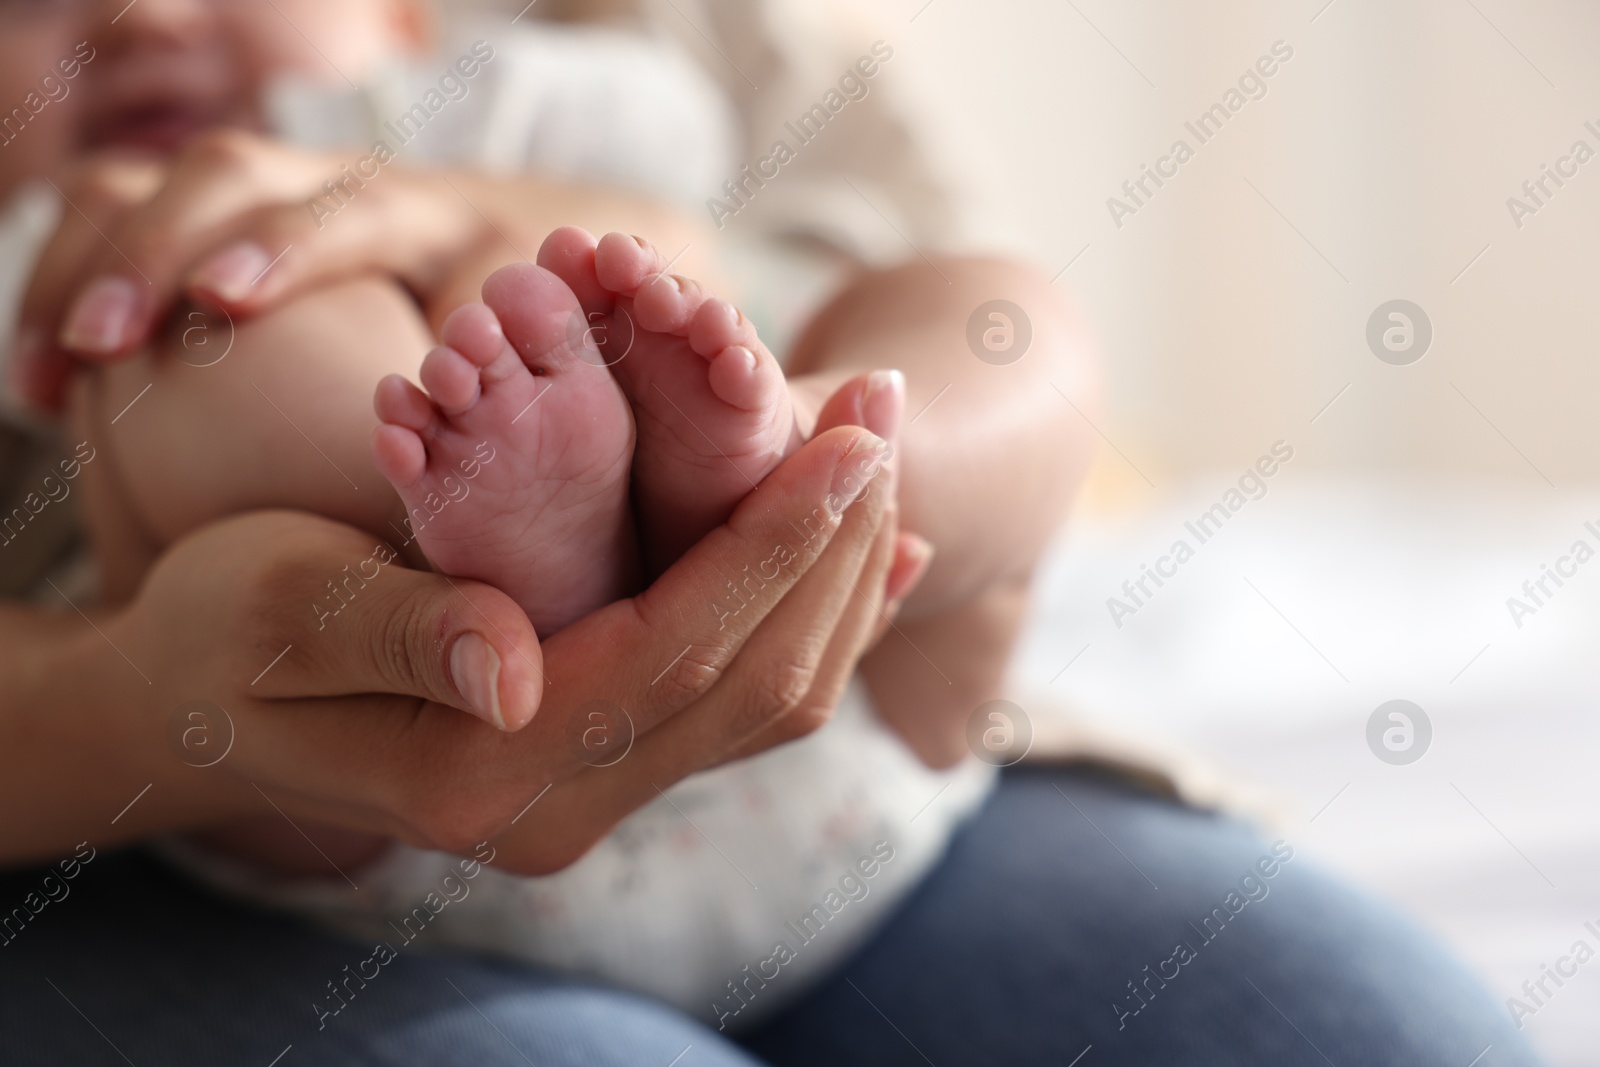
left=11, top=131, right=695, bottom=412
left=12, top=132, right=494, bottom=409
left=82, top=423, right=901, bottom=873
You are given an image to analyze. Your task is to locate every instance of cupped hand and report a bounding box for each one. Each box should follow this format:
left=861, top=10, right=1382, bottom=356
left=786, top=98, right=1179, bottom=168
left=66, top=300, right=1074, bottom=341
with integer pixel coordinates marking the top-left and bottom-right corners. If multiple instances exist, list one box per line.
left=101, top=422, right=906, bottom=873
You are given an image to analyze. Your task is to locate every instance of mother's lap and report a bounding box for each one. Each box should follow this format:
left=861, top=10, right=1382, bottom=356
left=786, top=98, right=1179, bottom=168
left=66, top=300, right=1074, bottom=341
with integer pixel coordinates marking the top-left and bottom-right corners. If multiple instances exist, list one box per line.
left=0, top=769, right=1545, bottom=1066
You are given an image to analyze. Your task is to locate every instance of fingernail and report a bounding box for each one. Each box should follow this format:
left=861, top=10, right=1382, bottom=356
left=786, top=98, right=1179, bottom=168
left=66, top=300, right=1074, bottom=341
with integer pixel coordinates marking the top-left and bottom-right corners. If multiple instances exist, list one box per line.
left=862, top=369, right=905, bottom=442
left=191, top=241, right=272, bottom=302
left=832, top=431, right=888, bottom=502
left=449, top=633, right=506, bottom=730
left=61, top=276, right=139, bottom=354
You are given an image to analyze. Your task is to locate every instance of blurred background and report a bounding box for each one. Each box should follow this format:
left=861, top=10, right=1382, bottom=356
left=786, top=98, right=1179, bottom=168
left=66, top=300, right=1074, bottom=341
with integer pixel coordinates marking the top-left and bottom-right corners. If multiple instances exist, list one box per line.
left=900, top=0, right=1600, bottom=483
left=869, top=1, right=1600, bottom=1061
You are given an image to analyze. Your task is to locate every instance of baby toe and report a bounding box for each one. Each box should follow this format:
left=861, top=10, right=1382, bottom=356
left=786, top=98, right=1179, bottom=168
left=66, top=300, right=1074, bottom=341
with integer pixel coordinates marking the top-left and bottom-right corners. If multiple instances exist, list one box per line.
left=707, top=345, right=784, bottom=413
left=439, top=303, right=507, bottom=368
left=537, top=227, right=611, bottom=312
left=632, top=273, right=708, bottom=335
left=372, top=423, right=427, bottom=487
left=481, top=263, right=590, bottom=372
left=594, top=231, right=668, bottom=294
left=374, top=373, right=437, bottom=432
left=689, top=298, right=760, bottom=358
left=419, top=345, right=482, bottom=416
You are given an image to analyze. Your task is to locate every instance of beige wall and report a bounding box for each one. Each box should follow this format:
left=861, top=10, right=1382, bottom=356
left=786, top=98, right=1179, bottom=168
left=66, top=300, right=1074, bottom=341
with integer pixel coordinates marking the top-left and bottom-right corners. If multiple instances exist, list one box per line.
left=890, top=0, right=1600, bottom=486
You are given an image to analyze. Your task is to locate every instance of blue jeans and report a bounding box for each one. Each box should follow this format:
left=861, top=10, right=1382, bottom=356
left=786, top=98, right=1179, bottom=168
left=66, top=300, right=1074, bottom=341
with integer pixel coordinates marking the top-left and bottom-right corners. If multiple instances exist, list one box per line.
left=0, top=768, right=1542, bottom=1065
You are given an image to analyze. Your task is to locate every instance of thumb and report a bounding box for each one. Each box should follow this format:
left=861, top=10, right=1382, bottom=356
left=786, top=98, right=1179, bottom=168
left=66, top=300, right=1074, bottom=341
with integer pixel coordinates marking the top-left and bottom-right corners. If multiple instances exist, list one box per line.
left=271, top=552, right=545, bottom=732
left=811, top=368, right=905, bottom=443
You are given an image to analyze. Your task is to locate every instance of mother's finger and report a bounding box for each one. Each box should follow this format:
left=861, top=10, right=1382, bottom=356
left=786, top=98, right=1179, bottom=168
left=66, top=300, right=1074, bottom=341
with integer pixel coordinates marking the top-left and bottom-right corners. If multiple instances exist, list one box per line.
left=214, top=511, right=545, bottom=730
left=12, top=158, right=165, bottom=409
left=186, top=171, right=485, bottom=314
left=53, top=132, right=327, bottom=355
left=489, top=450, right=896, bottom=875
left=723, top=492, right=902, bottom=762
left=671, top=463, right=896, bottom=755
left=535, top=424, right=891, bottom=737
left=721, top=367, right=908, bottom=758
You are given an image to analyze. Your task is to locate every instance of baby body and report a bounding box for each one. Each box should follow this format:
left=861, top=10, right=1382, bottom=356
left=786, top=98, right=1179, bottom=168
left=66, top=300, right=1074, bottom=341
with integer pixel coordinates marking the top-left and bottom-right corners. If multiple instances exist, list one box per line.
left=4, top=192, right=988, bottom=1022
left=0, top=2, right=1021, bottom=1030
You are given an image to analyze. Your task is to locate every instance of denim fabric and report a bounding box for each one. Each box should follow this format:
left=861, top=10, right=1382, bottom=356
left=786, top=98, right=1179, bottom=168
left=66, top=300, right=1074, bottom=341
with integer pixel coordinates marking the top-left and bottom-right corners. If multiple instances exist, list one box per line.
left=742, top=768, right=1544, bottom=1066
left=0, top=849, right=759, bottom=1066
left=0, top=768, right=1543, bottom=1066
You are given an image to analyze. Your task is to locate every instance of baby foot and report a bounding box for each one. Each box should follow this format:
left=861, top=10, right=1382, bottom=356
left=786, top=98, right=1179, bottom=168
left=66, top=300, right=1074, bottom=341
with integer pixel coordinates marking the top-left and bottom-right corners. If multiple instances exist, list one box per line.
left=372, top=263, right=638, bottom=638
left=537, top=227, right=800, bottom=575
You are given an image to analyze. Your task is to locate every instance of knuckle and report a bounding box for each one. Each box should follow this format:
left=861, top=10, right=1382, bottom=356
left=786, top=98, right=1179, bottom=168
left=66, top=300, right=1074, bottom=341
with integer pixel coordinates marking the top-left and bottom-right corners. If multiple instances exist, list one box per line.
left=748, top=654, right=814, bottom=719
left=233, top=524, right=357, bottom=646
left=722, top=654, right=818, bottom=742
left=650, top=642, right=726, bottom=706
left=373, top=592, right=431, bottom=694
left=766, top=701, right=833, bottom=745
left=245, top=551, right=319, bottom=642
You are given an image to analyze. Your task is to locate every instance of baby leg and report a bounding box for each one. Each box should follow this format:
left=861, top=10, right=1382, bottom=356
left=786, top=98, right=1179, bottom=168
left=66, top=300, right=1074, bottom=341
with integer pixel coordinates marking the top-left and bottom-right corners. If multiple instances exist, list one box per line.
left=73, top=277, right=434, bottom=602
left=786, top=257, right=1099, bottom=768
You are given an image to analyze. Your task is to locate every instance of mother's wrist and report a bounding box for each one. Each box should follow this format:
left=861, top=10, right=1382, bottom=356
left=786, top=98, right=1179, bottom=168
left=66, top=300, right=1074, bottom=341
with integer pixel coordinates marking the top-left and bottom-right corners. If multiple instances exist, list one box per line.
left=51, top=609, right=242, bottom=819
left=0, top=615, right=174, bottom=860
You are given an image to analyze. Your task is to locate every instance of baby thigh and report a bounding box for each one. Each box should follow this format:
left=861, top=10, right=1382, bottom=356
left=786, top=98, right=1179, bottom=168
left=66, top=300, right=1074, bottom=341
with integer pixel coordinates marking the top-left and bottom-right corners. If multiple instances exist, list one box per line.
left=74, top=276, right=432, bottom=593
